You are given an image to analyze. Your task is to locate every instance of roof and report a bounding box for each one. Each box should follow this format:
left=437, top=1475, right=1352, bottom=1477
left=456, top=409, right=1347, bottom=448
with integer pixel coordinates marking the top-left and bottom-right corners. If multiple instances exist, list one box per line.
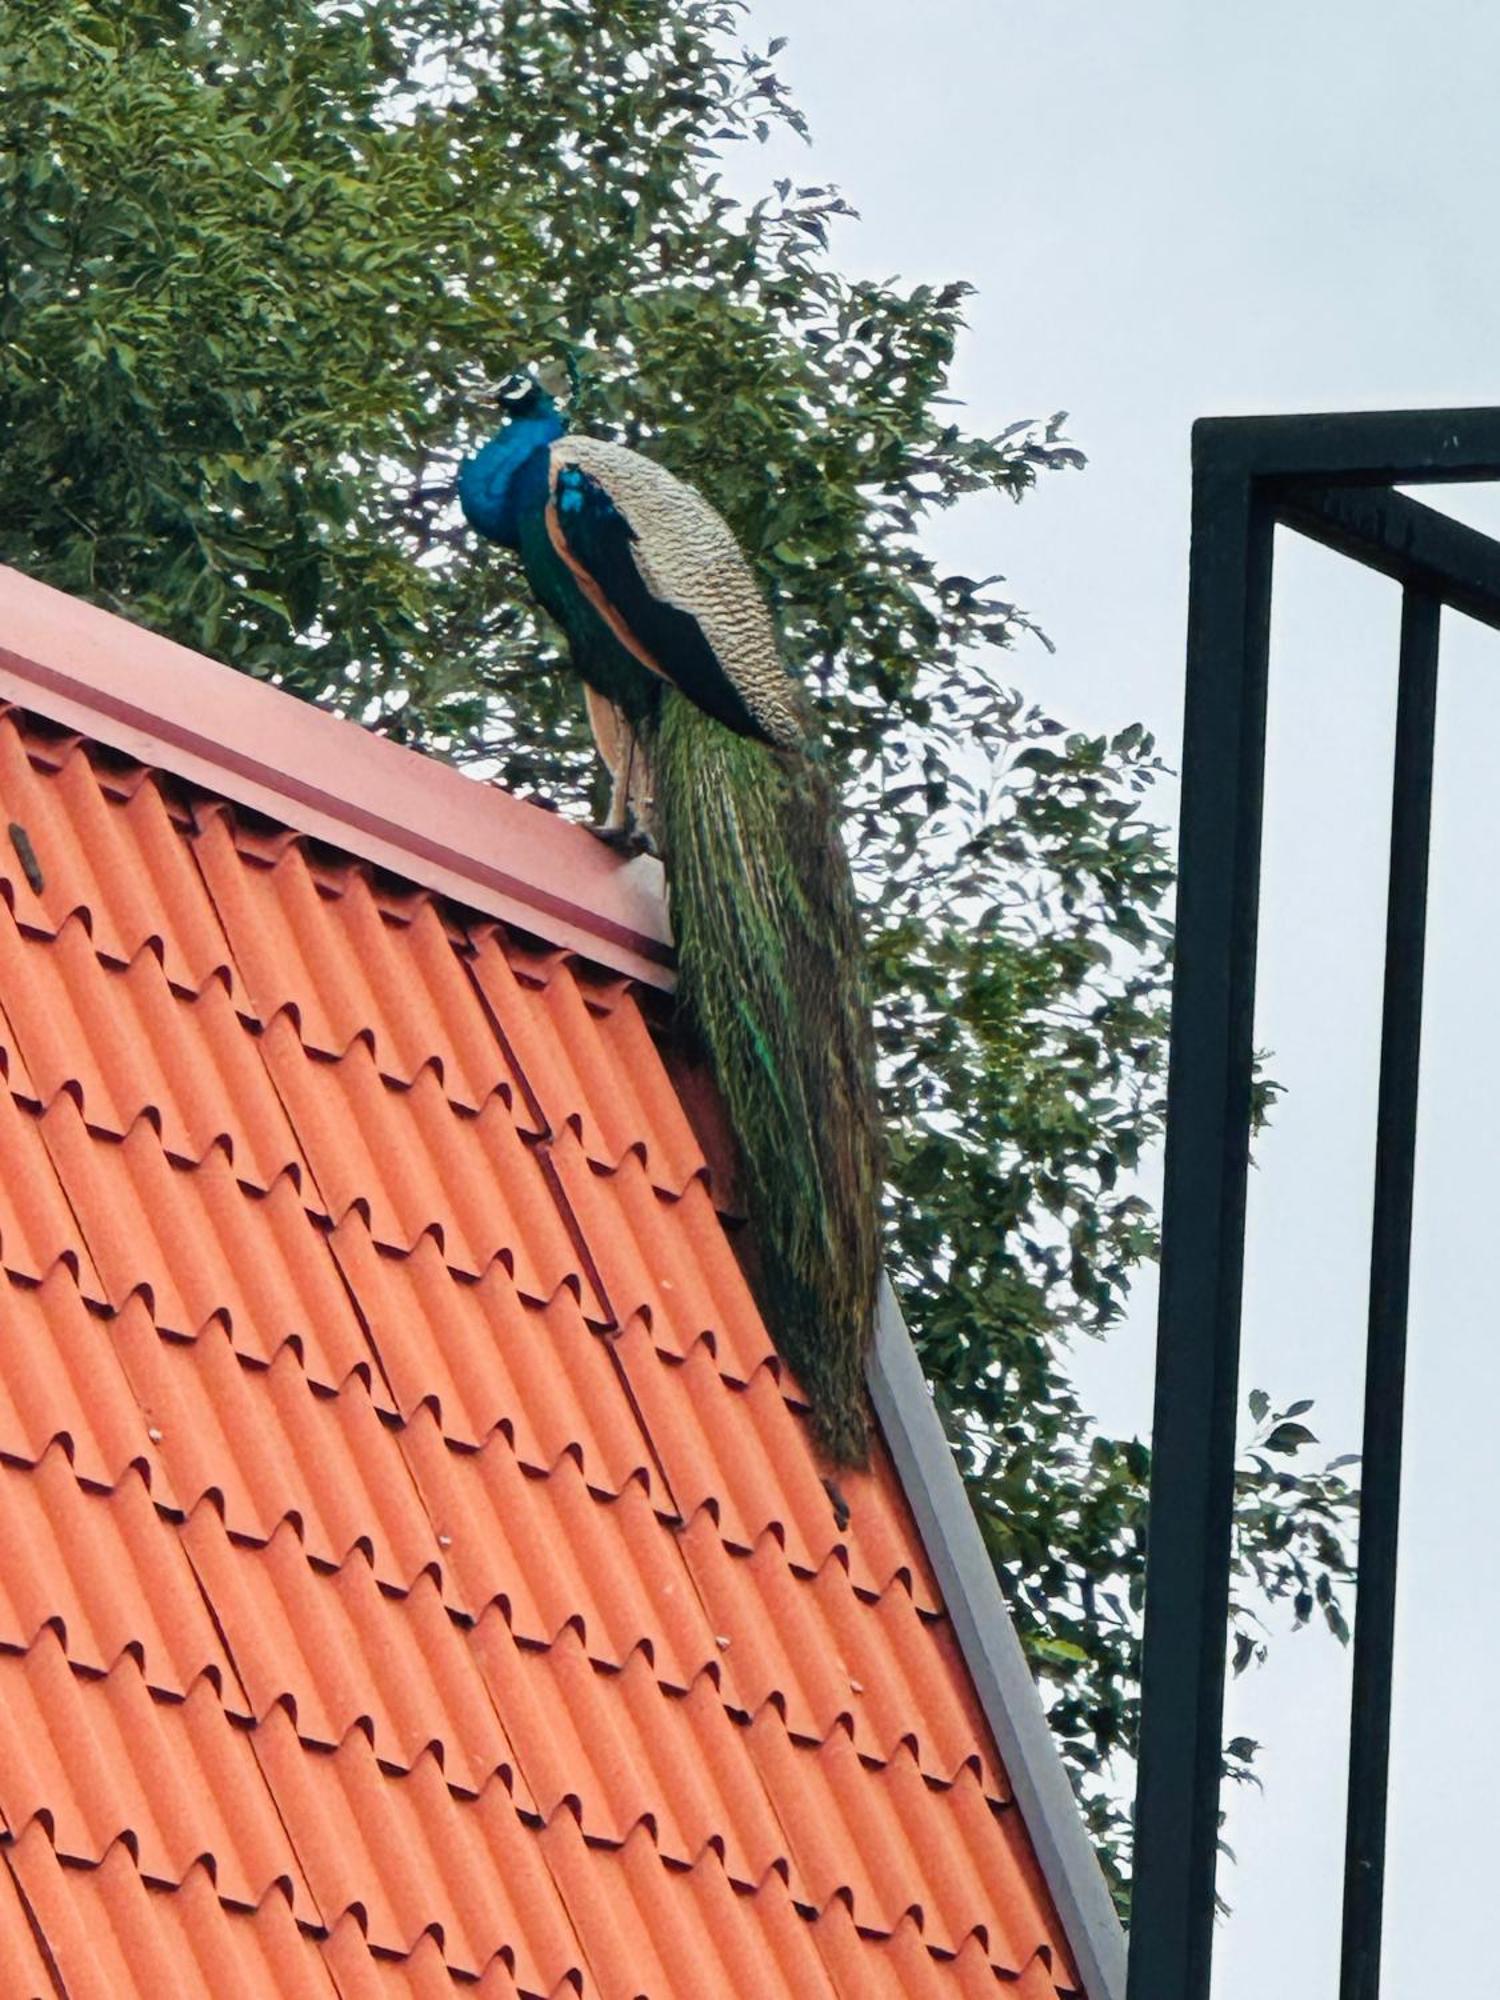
left=0, top=563, right=1125, bottom=1999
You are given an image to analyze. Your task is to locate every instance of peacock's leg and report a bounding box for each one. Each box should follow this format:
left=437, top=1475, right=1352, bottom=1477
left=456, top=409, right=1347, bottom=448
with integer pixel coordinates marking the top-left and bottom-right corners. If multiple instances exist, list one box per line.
left=621, top=727, right=659, bottom=852
left=584, top=686, right=658, bottom=853
left=584, top=686, right=632, bottom=830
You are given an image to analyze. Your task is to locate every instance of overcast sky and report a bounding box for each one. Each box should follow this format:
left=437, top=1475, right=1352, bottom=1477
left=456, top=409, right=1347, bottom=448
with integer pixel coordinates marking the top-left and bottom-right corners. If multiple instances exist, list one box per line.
left=735, top=4, right=1500, bottom=1992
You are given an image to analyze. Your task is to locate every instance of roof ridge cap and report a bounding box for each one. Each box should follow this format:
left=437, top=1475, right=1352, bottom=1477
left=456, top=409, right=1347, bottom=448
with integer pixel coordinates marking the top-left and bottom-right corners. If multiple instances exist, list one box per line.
left=0, top=565, right=674, bottom=987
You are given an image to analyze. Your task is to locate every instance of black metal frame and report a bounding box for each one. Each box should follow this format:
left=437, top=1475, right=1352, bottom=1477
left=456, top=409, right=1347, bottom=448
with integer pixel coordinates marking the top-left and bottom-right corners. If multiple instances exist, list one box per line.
left=1127, top=409, right=1500, bottom=2000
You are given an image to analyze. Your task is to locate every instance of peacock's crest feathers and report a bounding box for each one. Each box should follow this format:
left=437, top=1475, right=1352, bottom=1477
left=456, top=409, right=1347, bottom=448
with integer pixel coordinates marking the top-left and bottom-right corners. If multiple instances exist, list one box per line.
left=545, top=436, right=804, bottom=751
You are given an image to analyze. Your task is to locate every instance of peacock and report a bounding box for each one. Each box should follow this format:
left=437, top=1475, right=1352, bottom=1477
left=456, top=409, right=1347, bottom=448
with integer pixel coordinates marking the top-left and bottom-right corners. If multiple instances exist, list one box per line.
left=457, top=371, right=882, bottom=1464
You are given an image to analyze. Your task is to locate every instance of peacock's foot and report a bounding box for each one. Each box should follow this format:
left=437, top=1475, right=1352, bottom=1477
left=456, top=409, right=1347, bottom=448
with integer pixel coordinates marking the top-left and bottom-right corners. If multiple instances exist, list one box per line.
left=821, top=1475, right=852, bottom=1534
left=588, top=820, right=658, bottom=859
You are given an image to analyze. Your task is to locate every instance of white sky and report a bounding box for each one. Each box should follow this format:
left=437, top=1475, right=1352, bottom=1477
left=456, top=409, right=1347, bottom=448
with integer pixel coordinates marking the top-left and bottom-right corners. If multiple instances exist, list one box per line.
left=736, top=4, right=1500, bottom=1992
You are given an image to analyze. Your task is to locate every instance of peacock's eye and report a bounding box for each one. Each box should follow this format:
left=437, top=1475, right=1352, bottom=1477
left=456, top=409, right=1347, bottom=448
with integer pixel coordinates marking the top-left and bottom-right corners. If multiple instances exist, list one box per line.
left=496, top=370, right=534, bottom=405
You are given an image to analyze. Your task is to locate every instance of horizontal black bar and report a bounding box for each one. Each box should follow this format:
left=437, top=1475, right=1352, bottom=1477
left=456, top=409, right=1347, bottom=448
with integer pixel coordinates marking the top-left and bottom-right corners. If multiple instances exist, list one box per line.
left=1127, top=463, right=1275, bottom=2000
left=1339, top=590, right=1439, bottom=2000
left=1194, top=407, right=1500, bottom=485
left=1278, top=485, right=1500, bottom=634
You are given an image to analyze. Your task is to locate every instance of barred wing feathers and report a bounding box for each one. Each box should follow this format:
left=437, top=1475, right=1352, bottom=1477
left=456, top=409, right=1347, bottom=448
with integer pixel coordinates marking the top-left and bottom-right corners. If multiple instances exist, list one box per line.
left=544, top=437, right=803, bottom=751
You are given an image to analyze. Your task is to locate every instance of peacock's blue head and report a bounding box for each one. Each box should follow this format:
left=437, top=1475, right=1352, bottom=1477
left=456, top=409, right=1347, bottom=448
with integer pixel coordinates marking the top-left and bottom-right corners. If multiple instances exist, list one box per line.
left=490, top=368, right=556, bottom=422
left=457, top=368, right=567, bottom=548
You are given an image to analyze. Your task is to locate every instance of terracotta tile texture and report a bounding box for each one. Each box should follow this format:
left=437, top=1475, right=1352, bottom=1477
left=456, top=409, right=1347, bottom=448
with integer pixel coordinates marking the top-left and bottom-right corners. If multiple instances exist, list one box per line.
left=466, top=931, right=708, bottom=1194
left=0, top=703, right=1088, bottom=1996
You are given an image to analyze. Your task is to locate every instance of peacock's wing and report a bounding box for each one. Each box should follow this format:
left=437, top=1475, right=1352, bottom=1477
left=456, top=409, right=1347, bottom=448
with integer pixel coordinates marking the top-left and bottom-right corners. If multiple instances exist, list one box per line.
left=544, top=436, right=804, bottom=750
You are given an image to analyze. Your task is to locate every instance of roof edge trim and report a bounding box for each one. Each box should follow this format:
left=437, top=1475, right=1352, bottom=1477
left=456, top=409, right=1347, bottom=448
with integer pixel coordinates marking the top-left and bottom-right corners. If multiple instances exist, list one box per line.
left=868, top=1276, right=1127, bottom=2000
left=0, top=565, right=674, bottom=988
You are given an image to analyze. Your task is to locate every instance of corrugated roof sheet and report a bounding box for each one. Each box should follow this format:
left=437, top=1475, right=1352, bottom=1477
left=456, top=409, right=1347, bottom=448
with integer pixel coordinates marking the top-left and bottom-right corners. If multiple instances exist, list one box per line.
left=0, top=701, right=1086, bottom=1996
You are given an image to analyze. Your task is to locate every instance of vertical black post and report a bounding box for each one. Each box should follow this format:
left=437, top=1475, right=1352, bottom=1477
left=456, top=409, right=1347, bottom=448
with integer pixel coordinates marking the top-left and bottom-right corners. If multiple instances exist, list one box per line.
left=1128, top=443, right=1274, bottom=2000
left=1339, top=590, right=1439, bottom=2000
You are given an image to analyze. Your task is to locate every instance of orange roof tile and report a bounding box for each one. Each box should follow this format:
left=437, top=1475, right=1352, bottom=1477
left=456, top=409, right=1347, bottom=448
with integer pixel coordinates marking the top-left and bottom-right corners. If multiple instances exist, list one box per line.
left=0, top=572, right=1110, bottom=1997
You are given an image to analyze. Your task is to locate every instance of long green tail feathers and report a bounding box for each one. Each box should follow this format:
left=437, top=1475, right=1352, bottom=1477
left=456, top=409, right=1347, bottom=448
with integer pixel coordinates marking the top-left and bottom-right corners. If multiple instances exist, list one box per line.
left=653, top=694, right=882, bottom=1464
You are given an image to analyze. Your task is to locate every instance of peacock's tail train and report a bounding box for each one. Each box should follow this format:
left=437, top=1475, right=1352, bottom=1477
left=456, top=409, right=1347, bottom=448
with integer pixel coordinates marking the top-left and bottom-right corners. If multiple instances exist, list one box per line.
left=652, top=693, right=882, bottom=1465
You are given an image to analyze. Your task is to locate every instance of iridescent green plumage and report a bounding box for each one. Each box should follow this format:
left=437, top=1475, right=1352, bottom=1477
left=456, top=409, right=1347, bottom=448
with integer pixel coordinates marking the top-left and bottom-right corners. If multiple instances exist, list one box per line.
left=459, top=380, right=882, bottom=1462
left=653, top=697, right=881, bottom=1464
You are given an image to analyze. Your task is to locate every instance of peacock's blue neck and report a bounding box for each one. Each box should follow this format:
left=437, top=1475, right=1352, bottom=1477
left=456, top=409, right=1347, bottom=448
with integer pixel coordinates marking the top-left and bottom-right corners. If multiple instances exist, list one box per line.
left=457, top=405, right=565, bottom=547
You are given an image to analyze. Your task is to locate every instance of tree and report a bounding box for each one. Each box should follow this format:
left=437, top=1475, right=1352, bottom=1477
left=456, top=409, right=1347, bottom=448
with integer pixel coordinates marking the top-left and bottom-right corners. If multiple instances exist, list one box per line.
left=0, top=0, right=1354, bottom=1894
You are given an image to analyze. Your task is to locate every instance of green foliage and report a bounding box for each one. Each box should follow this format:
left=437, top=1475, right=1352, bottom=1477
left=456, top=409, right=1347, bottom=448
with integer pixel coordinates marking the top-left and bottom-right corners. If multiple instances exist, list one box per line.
left=0, top=0, right=1356, bottom=1895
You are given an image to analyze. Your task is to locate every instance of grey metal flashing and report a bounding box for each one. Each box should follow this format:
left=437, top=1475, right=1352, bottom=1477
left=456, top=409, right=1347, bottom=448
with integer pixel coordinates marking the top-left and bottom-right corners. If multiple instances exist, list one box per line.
left=867, top=1276, right=1127, bottom=2000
